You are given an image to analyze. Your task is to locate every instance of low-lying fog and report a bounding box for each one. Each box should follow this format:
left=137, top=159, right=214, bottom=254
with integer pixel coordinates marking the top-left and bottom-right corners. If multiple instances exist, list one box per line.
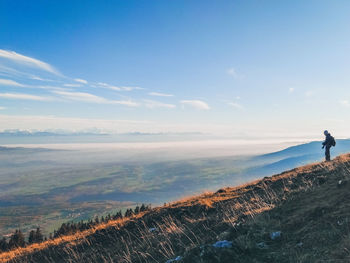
left=3, top=138, right=306, bottom=165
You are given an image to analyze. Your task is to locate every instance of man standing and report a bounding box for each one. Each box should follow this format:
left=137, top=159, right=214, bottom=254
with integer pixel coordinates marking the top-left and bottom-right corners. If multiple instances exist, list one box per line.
left=322, top=130, right=336, bottom=161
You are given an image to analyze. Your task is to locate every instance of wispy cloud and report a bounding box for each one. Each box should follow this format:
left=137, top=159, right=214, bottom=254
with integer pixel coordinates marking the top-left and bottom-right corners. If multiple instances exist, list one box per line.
left=288, top=87, right=295, bottom=93
left=144, top=100, right=176, bottom=109
left=180, top=100, right=210, bottom=110
left=97, top=82, right=141, bottom=91
left=228, top=102, right=243, bottom=110
left=0, top=65, right=32, bottom=78
left=0, top=106, right=6, bottom=110
left=148, top=92, right=174, bottom=97
left=120, top=86, right=142, bottom=91
left=115, top=100, right=140, bottom=107
left=0, top=49, right=59, bottom=75
left=0, top=79, right=72, bottom=92
left=0, top=79, right=66, bottom=91
left=97, top=82, right=121, bottom=91
left=52, top=90, right=139, bottom=106
left=74, top=78, right=88, bottom=84
left=0, top=92, right=52, bottom=101
left=30, top=76, right=53, bottom=82
left=227, top=67, right=243, bottom=79
left=52, top=90, right=110, bottom=103
left=227, top=68, right=237, bottom=77
left=0, top=78, right=25, bottom=87
left=37, top=86, right=72, bottom=91
left=63, top=83, right=82, bottom=87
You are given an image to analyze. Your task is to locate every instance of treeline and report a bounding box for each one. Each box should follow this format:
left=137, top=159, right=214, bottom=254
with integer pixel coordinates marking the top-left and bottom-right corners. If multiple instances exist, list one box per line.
left=0, top=204, right=151, bottom=253
left=0, top=228, right=44, bottom=252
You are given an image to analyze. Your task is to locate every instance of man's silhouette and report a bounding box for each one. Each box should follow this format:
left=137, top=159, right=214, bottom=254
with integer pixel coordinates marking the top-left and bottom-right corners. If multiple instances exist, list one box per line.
left=322, top=130, right=335, bottom=161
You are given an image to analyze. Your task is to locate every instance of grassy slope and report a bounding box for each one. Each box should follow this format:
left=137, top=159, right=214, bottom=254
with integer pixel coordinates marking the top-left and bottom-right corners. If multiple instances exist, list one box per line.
left=2, top=154, right=350, bottom=262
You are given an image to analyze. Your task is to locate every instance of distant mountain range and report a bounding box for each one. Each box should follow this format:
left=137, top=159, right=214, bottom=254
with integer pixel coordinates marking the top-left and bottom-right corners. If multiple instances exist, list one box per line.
left=0, top=130, right=108, bottom=137
left=242, top=139, right=350, bottom=178
left=0, top=130, right=208, bottom=144
left=0, top=130, right=204, bottom=137
left=256, top=139, right=350, bottom=160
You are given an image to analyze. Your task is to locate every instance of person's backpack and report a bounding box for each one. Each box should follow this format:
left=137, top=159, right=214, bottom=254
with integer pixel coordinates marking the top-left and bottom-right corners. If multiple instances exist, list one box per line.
left=331, top=136, right=336, bottom=147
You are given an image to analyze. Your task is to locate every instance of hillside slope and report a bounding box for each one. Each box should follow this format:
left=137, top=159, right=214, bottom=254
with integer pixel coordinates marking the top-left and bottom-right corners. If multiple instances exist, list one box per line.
left=2, top=154, right=350, bottom=262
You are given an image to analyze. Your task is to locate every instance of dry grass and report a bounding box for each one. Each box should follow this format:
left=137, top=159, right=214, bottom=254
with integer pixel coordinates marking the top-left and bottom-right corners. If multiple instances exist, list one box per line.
left=0, top=212, right=147, bottom=262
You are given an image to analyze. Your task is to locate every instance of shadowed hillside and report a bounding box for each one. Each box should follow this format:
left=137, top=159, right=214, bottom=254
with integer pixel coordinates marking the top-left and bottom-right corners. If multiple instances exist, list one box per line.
left=2, top=154, right=350, bottom=262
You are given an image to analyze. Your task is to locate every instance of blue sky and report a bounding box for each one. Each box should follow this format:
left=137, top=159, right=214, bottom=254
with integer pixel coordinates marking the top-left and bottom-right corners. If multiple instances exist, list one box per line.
left=1, top=0, right=350, bottom=139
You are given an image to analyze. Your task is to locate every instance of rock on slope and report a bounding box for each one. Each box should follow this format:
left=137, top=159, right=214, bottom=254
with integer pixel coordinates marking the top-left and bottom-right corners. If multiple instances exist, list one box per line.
left=2, top=154, right=350, bottom=263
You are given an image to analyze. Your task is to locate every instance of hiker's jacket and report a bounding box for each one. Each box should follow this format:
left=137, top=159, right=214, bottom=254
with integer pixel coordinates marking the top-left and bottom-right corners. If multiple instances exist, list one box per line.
left=322, top=134, right=333, bottom=148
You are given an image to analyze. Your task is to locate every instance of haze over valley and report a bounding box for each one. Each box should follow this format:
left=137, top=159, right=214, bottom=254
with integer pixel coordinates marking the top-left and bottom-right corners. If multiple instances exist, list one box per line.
left=1, top=132, right=350, bottom=237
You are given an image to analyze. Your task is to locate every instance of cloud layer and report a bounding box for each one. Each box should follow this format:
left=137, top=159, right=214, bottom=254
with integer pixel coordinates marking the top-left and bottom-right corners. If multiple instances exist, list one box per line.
left=149, top=92, right=174, bottom=97
left=180, top=100, right=210, bottom=110
left=0, top=49, right=59, bottom=75
left=0, top=78, right=25, bottom=87
left=52, top=90, right=139, bottom=106
left=0, top=92, right=51, bottom=101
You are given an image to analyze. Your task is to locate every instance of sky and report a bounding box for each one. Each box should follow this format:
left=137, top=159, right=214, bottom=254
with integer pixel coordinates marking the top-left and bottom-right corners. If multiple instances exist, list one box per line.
left=1, top=0, right=350, bottom=140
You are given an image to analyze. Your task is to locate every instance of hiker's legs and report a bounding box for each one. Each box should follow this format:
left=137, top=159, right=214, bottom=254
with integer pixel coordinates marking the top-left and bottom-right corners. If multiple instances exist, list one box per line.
left=325, top=146, right=331, bottom=161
